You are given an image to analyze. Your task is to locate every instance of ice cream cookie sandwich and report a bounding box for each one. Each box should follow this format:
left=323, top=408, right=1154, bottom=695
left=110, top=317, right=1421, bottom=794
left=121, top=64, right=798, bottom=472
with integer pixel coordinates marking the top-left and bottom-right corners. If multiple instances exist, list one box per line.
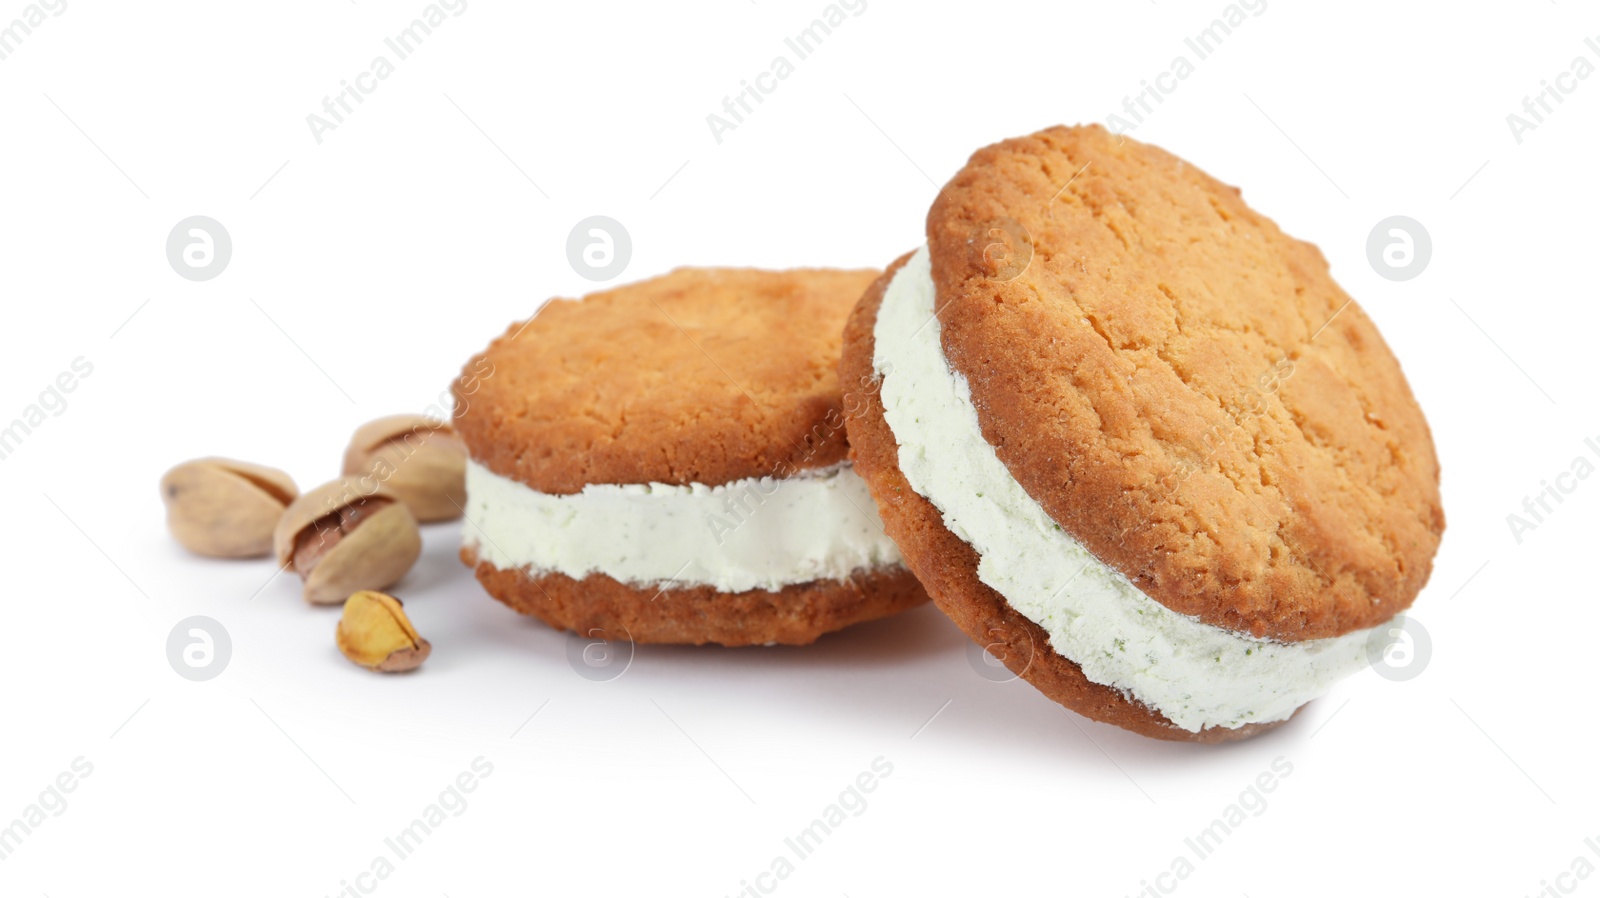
left=457, top=267, right=926, bottom=646
left=842, top=125, right=1444, bottom=740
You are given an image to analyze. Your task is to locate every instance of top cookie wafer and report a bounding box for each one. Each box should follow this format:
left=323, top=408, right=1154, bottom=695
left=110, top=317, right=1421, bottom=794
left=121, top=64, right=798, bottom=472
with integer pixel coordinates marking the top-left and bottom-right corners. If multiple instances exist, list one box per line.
left=926, top=124, right=1443, bottom=641
left=455, top=267, right=879, bottom=494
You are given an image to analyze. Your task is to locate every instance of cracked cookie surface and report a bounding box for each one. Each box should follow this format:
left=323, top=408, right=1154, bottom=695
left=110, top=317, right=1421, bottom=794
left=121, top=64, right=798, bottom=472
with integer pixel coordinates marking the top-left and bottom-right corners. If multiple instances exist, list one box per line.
left=456, top=267, right=880, bottom=493
left=924, top=124, right=1443, bottom=641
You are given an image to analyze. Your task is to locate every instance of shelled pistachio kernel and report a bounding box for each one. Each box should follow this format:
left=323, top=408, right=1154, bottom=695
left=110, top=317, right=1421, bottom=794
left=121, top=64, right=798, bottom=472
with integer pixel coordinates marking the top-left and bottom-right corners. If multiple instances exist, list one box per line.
left=336, top=590, right=431, bottom=672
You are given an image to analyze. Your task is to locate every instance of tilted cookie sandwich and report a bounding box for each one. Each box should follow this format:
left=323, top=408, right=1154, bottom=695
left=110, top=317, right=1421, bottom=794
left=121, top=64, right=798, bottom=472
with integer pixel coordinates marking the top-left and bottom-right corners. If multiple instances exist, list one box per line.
left=455, top=267, right=927, bottom=646
left=842, top=125, right=1444, bottom=741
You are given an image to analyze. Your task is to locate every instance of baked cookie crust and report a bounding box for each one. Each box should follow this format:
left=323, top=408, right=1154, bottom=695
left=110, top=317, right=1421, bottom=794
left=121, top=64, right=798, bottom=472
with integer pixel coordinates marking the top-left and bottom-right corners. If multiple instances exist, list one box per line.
left=454, top=267, right=880, bottom=494
left=464, top=546, right=927, bottom=647
left=926, top=125, right=1443, bottom=641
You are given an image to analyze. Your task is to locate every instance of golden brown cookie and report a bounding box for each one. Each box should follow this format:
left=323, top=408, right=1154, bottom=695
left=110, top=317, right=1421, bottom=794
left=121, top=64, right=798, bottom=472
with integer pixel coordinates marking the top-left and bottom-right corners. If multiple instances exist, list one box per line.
left=842, top=125, right=1444, bottom=741
left=925, top=125, right=1442, bottom=642
left=455, top=267, right=928, bottom=647
left=455, top=267, right=881, bottom=494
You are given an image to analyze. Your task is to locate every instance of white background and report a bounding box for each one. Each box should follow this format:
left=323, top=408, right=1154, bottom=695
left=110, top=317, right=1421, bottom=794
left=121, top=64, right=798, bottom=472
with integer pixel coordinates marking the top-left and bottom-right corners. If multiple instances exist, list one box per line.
left=2, top=1, right=1596, bottom=895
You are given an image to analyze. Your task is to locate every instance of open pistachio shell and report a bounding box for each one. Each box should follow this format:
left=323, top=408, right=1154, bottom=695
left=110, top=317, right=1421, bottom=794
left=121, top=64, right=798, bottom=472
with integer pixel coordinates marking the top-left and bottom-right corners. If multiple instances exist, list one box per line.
left=274, top=478, right=422, bottom=604
left=341, top=414, right=466, bottom=523
left=161, top=457, right=298, bottom=558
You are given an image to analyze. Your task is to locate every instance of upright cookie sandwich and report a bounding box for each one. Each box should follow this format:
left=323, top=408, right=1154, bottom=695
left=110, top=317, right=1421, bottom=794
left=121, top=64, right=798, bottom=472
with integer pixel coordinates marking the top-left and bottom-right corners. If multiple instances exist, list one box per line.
left=842, top=125, right=1444, bottom=741
left=456, top=267, right=927, bottom=646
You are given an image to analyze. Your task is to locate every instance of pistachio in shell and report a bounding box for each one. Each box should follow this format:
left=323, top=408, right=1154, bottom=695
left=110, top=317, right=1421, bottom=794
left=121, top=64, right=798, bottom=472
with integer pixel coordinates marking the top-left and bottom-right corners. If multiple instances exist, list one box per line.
left=161, top=458, right=298, bottom=558
left=341, top=414, right=466, bottom=523
left=273, top=478, right=422, bottom=604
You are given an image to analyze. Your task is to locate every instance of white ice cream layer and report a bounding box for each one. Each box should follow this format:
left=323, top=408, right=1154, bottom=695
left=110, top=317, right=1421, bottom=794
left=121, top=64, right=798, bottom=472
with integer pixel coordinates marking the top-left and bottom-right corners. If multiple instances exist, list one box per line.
left=462, top=460, right=904, bottom=593
left=873, top=246, right=1385, bottom=732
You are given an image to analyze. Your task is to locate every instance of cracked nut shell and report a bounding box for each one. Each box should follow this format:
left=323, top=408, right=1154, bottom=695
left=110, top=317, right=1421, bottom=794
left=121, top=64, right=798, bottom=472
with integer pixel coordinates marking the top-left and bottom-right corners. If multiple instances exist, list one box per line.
left=273, top=478, right=422, bottom=604
left=161, top=458, right=298, bottom=558
left=341, top=414, right=466, bottom=523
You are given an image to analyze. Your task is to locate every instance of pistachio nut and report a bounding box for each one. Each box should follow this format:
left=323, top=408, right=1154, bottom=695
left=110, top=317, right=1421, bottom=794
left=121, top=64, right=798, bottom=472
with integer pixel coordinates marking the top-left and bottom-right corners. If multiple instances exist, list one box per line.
left=341, top=414, right=467, bottom=523
left=336, top=590, right=431, bottom=672
left=161, top=458, right=298, bottom=558
left=273, top=478, right=422, bottom=604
